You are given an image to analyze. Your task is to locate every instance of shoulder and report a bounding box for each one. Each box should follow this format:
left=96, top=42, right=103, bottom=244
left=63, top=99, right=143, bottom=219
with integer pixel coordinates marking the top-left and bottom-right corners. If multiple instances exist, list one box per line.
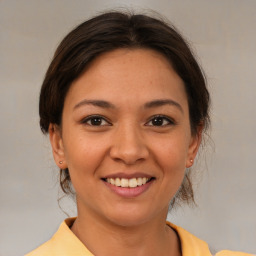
left=168, top=222, right=212, bottom=256
left=25, top=218, right=93, bottom=256
left=25, top=223, right=65, bottom=256
left=167, top=221, right=255, bottom=256
left=26, top=218, right=254, bottom=256
left=25, top=239, right=54, bottom=256
left=216, top=251, right=255, bottom=256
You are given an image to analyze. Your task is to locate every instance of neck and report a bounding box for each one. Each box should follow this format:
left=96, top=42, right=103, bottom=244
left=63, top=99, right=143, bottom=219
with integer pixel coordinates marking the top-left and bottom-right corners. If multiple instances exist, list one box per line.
left=71, top=207, right=181, bottom=256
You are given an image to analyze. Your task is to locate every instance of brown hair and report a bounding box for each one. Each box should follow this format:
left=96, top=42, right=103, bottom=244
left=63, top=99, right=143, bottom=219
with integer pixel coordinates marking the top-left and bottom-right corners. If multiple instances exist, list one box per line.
left=39, top=11, right=210, bottom=206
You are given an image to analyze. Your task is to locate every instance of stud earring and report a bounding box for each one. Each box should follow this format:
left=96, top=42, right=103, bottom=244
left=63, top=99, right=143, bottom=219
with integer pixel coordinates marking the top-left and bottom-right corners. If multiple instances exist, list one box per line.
left=59, top=161, right=63, bottom=164
left=190, top=159, right=193, bottom=163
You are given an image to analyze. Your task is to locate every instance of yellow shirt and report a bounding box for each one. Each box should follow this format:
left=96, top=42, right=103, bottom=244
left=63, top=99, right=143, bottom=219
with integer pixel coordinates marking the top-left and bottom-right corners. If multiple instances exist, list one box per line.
left=26, top=218, right=254, bottom=256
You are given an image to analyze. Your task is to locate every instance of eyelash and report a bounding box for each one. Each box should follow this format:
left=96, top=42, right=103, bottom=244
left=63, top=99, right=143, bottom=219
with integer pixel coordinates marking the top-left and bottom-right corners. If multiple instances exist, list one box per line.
left=81, top=115, right=111, bottom=126
left=145, top=115, right=176, bottom=127
left=81, top=115, right=175, bottom=127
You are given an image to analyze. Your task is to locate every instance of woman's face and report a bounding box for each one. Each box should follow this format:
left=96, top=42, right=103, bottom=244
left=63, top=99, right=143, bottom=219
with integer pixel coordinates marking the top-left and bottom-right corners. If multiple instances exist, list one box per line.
left=50, top=49, right=200, bottom=226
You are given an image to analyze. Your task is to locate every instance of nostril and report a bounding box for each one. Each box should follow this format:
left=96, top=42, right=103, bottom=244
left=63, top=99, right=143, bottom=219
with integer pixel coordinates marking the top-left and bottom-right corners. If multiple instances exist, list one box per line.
left=109, top=134, right=149, bottom=164
left=109, top=149, right=149, bottom=165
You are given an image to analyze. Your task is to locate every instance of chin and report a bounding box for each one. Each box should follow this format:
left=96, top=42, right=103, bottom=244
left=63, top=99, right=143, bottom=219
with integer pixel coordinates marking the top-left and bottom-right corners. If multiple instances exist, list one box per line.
left=102, top=204, right=165, bottom=228
left=107, top=214, right=149, bottom=228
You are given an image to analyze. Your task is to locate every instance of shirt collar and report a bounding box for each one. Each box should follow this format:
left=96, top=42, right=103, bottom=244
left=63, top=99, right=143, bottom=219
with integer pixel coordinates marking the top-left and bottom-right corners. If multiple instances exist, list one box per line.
left=53, top=218, right=212, bottom=256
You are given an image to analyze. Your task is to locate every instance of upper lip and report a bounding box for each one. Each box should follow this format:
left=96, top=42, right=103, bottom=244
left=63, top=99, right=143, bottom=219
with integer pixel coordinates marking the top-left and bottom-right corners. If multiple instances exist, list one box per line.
left=102, top=172, right=154, bottom=179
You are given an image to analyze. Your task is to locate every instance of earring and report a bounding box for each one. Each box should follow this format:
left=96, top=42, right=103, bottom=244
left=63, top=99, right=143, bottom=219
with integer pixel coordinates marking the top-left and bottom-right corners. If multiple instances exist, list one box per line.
left=59, top=161, right=63, bottom=164
left=190, top=159, right=193, bottom=163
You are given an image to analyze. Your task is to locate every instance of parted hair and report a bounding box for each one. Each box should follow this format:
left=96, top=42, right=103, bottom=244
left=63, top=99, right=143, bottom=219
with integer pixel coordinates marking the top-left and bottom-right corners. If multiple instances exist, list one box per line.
left=39, top=11, right=210, bottom=207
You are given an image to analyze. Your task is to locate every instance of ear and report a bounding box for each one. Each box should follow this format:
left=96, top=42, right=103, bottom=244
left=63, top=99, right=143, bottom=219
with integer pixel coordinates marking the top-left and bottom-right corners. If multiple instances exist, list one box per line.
left=49, top=123, right=68, bottom=169
left=186, top=125, right=203, bottom=168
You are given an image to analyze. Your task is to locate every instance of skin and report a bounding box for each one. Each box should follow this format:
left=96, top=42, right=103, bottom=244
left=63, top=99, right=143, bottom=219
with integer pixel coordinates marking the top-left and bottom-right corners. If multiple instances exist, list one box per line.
left=49, top=49, right=201, bottom=256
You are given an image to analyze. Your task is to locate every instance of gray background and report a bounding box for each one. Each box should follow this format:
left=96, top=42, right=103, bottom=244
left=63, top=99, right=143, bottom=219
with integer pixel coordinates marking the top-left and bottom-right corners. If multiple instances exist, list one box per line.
left=1, top=0, right=256, bottom=255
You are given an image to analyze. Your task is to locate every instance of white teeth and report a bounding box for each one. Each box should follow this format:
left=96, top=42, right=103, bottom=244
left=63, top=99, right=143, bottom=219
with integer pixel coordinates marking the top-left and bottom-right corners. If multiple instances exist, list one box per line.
left=106, top=177, right=150, bottom=188
left=121, top=178, right=129, bottom=187
left=137, top=177, right=143, bottom=186
left=115, top=178, right=121, bottom=186
left=129, top=178, right=137, bottom=188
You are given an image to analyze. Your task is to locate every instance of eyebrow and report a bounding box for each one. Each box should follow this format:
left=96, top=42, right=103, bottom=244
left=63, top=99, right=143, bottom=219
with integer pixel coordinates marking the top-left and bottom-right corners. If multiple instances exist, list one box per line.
left=73, top=100, right=115, bottom=110
left=144, top=99, right=183, bottom=113
left=73, top=98, right=183, bottom=113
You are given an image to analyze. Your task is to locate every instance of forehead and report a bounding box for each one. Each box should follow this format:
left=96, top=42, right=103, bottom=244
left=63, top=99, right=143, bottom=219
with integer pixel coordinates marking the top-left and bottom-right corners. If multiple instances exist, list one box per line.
left=66, top=48, right=188, bottom=110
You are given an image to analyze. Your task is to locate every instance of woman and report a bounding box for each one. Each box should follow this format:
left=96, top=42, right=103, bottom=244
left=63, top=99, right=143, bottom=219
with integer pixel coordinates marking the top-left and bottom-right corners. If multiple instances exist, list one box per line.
left=26, top=11, right=252, bottom=256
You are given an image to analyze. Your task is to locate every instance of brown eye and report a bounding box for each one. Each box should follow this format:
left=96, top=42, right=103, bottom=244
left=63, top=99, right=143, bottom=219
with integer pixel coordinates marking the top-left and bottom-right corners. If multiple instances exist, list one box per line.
left=90, top=117, right=103, bottom=126
left=146, top=115, right=174, bottom=127
left=152, top=117, right=165, bottom=126
left=82, top=116, right=111, bottom=126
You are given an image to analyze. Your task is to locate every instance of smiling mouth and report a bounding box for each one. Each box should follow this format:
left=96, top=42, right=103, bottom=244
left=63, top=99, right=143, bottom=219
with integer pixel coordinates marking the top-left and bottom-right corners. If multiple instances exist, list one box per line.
left=102, top=177, right=155, bottom=188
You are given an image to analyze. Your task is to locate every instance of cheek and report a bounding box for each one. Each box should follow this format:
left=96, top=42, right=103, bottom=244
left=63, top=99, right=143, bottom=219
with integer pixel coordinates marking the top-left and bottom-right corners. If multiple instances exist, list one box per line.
left=63, top=133, right=107, bottom=180
left=152, top=135, right=189, bottom=170
left=150, top=134, right=189, bottom=194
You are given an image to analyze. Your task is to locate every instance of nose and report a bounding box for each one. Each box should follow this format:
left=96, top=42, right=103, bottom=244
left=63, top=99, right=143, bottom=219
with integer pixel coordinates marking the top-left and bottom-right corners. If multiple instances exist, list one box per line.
left=109, top=123, right=149, bottom=165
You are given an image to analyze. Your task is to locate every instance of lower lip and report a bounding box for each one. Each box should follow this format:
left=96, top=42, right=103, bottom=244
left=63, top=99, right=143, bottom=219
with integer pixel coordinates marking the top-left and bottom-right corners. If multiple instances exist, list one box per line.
left=103, top=180, right=154, bottom=198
